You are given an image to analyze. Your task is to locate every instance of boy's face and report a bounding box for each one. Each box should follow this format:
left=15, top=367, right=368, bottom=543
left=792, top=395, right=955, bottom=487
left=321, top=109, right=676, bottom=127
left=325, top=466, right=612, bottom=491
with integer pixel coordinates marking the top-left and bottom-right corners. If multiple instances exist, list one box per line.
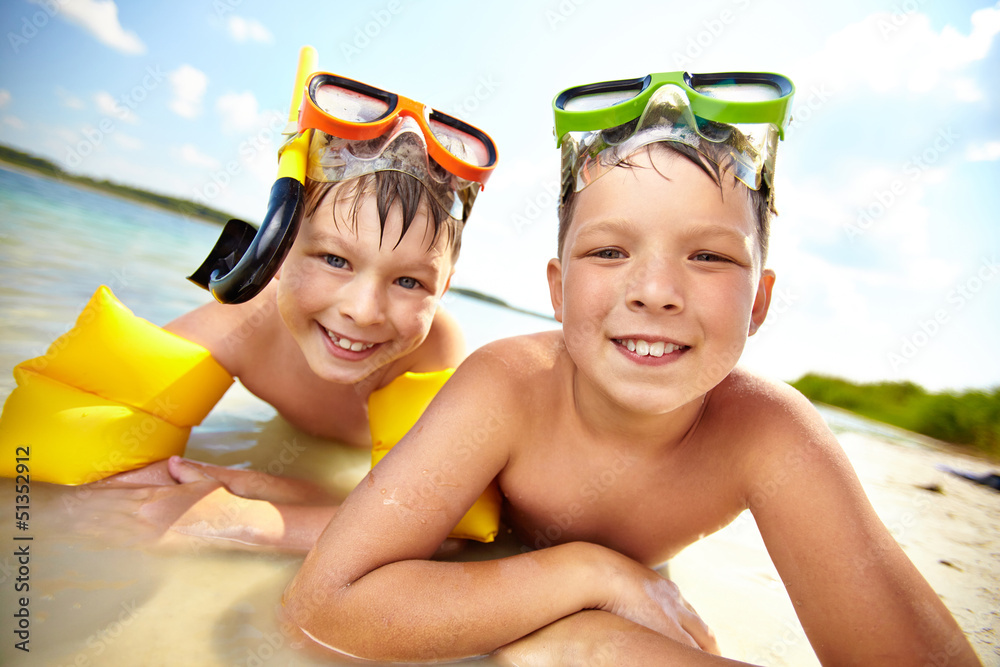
left=277, top=186, right=455, bottom=384
left=547, top=148, right=775, bottom=415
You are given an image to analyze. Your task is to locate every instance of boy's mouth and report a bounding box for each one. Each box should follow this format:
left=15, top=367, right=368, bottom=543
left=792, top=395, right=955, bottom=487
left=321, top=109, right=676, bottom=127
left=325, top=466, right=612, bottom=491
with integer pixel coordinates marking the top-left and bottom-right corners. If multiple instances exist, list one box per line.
left=325, top=327, right=377, bottom=352
left=613, top=338, right=689, bottom=358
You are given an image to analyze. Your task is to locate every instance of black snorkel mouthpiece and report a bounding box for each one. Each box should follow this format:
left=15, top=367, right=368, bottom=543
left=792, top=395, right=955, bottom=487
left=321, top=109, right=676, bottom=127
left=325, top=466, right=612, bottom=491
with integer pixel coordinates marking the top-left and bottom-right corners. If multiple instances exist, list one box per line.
left=187, top=176, right=304, bottom=304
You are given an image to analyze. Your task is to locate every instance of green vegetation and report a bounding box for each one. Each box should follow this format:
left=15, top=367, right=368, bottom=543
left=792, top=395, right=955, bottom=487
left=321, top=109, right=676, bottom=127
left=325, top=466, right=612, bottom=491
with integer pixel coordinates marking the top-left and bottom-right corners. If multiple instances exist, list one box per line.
left=0, top=144, right=236, bottom=225
left=792, top=373, right=1000, bottom=456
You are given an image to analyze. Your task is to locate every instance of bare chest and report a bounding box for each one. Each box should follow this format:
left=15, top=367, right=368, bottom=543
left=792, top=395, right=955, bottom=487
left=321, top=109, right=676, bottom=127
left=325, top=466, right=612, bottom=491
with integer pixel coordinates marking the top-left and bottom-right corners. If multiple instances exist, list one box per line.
left=500, top=439, right=745, bottom=566
left=238, top=366, right=372, bottom=446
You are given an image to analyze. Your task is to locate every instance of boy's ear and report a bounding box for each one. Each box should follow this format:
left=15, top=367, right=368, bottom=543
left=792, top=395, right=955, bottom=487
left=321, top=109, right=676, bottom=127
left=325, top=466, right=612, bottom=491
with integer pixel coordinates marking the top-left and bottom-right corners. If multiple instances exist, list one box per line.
left=546, top=258, right=564, bottom=323
left=748, top=269, right=776, bottom=336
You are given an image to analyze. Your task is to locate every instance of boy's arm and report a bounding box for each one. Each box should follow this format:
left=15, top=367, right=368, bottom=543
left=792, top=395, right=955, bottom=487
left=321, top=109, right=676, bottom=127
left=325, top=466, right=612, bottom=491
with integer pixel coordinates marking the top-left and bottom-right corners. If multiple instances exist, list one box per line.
left=283, top=342, right=717, bottom=662
left=163, top=292, right=270, bottom=376
left=747, top=385, right=980, bottom=666
left=496, top=611, right=749, bottom=666
left=83, top=463, right=338, bottom=553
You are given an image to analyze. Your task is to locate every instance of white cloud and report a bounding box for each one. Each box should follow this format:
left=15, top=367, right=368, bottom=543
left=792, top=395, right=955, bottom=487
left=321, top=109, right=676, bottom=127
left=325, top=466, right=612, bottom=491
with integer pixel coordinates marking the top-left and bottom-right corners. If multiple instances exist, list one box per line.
left=94, top=91, right=137, bottom=124
left=113, top=133, right=142, bottom=150
left=226, top=15, right=273, bottom=43
left=965, top=141, right=1000, bottom=162
left=176, top=143, right=219, bottom=169
left=792, top=2, right=1000, bottom=101
left=215, top=91, right=262, bottom=133
left=0, top=89, right=10, bottom=108
left=51, top=126, right=80, bottom=145
left=39, top=0, right=145, bottom=55
left=168, top=65, right=208, bottom=119
left=55, top=86, right=85, bottom=110
left=3, top=116, right=25, bottom=130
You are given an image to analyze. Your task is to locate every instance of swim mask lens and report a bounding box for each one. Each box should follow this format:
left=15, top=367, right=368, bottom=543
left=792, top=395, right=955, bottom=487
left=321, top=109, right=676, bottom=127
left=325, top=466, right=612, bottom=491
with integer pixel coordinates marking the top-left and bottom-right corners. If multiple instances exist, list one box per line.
left=292, top=73, right=498, bottom=221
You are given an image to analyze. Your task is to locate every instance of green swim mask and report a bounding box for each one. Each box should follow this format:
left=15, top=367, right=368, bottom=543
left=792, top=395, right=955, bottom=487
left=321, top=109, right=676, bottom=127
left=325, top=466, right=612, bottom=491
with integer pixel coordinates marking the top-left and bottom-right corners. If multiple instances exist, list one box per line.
left=553, top=71, right=795, bottom=196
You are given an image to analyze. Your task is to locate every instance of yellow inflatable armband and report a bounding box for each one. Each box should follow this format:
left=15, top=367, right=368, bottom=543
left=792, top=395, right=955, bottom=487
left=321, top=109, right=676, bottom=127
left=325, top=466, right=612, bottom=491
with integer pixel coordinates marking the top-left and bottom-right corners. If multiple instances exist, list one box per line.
left=369, top=370, right=501, bottom=543
left=0, top=286, right=233, bottom=485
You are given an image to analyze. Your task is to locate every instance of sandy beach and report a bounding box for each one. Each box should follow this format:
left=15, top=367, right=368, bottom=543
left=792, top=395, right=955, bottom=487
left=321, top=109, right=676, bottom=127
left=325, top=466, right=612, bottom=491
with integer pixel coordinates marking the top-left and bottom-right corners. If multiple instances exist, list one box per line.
left=670, top=404, right=1000, bottom=666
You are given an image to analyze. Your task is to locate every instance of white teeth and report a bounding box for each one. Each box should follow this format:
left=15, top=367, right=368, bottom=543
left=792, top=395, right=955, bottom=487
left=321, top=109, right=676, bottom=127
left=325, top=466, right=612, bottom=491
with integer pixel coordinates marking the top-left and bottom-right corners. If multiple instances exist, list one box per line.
left=618, top=338, right=682, bottom=357
left=326, top=329, right=375, bottom=351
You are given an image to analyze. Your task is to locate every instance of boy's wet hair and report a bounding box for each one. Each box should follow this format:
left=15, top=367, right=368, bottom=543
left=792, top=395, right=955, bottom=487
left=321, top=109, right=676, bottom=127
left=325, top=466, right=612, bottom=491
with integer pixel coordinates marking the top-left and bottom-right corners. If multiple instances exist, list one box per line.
left=557, top=140, right=775, bottom=265
left=304, top=171, right=463, bottom=260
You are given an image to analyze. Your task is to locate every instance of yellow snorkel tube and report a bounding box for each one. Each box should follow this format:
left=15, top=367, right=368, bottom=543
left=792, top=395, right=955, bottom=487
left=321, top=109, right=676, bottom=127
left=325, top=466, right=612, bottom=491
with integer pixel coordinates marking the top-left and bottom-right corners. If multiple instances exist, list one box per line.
left=188, top=46, right=318, bottom=304
left=275, top=45, right=317, bottom=182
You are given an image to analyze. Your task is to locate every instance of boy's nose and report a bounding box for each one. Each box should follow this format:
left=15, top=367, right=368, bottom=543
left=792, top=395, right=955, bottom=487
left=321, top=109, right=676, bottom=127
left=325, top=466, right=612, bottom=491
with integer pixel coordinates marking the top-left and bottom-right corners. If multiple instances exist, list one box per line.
left=625, top=258, right=684, bottom=312
left=338, top=277, right=386, bottom=327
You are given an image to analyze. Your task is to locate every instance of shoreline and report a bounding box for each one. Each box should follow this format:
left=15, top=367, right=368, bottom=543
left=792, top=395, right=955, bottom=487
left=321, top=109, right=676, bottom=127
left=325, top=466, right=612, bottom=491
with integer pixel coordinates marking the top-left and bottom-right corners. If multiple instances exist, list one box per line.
left=0, top=156, right=235, bottom=227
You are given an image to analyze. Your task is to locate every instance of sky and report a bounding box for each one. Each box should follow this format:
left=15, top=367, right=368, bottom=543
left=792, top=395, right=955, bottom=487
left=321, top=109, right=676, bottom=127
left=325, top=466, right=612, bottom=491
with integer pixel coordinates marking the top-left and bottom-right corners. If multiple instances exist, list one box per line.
left=0, top=0, right=998, bottom=392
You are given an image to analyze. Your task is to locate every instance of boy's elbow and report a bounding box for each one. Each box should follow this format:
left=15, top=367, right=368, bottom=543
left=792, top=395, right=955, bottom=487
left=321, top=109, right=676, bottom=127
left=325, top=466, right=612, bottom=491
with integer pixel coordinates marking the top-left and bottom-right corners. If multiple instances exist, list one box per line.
left=280, top=571, right=340, bottom=644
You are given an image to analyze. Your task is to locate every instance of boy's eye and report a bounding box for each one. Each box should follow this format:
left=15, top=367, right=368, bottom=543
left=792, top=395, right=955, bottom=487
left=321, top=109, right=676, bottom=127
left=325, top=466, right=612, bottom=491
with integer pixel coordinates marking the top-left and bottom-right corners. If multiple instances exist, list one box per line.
left=325, top=255, right=348, bottom=269
left=396, top=276, right=421, bottom=290
left=591, top=248, right=625, bottom=260
left=692, top=252, right=730, bottom=263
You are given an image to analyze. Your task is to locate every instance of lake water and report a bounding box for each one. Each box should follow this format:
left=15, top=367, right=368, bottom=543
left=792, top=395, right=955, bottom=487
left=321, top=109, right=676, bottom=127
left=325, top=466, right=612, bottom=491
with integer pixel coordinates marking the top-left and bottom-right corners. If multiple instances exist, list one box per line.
left=1, top=166, right=994, bottom=666
left=0, top=165, right=551, bottom=667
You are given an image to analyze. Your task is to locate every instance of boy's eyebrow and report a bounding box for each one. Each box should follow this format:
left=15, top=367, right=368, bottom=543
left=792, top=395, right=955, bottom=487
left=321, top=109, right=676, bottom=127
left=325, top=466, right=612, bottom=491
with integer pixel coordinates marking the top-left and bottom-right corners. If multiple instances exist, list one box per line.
left=572, top=218, right=644, bottom=242
left=682, top=222, right=756, bottom=246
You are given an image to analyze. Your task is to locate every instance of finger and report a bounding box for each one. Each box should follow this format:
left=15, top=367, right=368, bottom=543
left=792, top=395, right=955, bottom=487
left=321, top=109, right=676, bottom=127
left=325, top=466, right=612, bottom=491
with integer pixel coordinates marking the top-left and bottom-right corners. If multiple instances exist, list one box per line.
left=168, top=456, right=217, bottom=484
left=93, top=459, right=178, bottom=487
left=678, top=605, right=720, bottom=655
left=168, top=458, right=271, bottom=498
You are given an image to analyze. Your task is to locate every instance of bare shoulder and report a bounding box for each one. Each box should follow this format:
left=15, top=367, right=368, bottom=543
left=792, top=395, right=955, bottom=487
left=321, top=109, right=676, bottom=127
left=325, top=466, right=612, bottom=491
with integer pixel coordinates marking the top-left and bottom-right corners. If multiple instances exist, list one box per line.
left=707, top=368, right=844, bottom=500
left=405, top=305, right=467, bottom=372
left=712, top=367, right=828, bottom=436
left=449, top=330, right=567, bottom=404
left=163, top=281, right=281, bottom=375
left=465, top=329, right=566, bottom=379
left=434, top=330, right=566, bottom=449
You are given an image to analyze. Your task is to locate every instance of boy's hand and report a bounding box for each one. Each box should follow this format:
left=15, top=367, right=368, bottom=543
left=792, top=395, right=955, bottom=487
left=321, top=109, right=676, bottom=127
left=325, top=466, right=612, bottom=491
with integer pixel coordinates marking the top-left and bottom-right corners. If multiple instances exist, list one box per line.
left=167, top=456, right=336, bottom=505
left=599, top=548, right=719, bottom=653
